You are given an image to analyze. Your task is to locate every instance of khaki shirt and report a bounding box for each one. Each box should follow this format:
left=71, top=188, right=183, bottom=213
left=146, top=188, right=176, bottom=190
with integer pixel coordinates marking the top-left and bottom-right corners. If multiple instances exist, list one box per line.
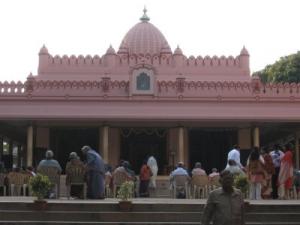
left=201, top=187, right=245, bottom=225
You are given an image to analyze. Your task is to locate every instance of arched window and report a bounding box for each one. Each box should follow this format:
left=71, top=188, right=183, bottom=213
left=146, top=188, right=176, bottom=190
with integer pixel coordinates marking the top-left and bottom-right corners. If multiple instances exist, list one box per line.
left=136, top=72, right=150, bottom=90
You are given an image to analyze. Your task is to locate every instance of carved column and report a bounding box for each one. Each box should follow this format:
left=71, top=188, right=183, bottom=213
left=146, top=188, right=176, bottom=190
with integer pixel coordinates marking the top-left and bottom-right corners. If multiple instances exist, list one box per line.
left=100, top=125, right=109, bottom=162
left=178, top=127, right=185, bottom=163
left=26, top=125, right=34, bottom=167
left=253, top=127, right=260, bottom=147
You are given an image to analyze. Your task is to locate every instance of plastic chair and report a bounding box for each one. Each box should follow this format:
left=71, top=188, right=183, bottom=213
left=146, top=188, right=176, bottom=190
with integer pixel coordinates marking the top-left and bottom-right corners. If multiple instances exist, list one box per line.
left=172, top=175, right=190, bottom=199
left=38, top=167, right=61, bottom=198
left=66, top=166, right=86, bottom=199
left=112, top=169, right=132, bottom=198
left=191, top=175, right=209, bottom=199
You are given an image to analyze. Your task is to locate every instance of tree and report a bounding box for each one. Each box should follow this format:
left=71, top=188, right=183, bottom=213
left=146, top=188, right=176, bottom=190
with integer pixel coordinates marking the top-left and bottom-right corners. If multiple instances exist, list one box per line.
left=254, top=51, right=300, bottom=83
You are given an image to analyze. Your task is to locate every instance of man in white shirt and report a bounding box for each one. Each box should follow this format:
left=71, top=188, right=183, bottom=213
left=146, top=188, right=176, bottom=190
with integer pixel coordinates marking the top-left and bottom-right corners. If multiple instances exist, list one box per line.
left=226, top=145, right=243, bottom=170
left=269, top=144, right=284, bottom=199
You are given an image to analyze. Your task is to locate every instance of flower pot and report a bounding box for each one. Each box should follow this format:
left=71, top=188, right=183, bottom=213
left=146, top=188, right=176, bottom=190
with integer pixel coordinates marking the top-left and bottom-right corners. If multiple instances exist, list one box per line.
left=33, top=199, right=48, bottom=210
left=118, top=200, right=132, bottom=212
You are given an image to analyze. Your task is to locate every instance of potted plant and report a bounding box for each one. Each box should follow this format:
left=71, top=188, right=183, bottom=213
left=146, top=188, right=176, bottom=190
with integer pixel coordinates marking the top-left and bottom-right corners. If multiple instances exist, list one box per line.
left=117, top=181, right=134, bottom=211
left=234, top=174, right=250, bottom=207
left=29, top=174, right=52, bottom=210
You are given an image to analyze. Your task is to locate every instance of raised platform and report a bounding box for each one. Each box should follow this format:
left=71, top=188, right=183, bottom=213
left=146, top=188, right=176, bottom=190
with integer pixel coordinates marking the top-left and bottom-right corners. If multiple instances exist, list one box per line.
left=1, top=197, right=300, bottom=225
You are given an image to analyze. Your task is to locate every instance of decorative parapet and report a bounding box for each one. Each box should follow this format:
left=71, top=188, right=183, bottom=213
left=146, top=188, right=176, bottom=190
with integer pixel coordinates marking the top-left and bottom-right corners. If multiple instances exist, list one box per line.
left=1, top=78, right=300, bottom=101
left=0, top=81, right=25, bottom=95
left=41, top=53, right=244, bottom=68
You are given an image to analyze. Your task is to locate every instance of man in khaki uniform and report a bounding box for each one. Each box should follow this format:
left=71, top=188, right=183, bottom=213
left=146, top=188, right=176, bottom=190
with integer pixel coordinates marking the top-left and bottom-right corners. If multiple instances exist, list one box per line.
left=201, top=170, right=245, bottom=225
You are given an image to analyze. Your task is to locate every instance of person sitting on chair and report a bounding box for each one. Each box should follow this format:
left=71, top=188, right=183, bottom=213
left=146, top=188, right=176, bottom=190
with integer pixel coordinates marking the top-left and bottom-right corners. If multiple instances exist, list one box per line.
left=37, top=150, right=62, bottom=198
left=65, top=152, right=85, bottom=199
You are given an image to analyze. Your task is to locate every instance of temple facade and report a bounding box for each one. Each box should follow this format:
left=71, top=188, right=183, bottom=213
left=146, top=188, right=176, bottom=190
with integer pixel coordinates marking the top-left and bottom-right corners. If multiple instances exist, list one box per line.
left=1, top=9, right=300, bottom=173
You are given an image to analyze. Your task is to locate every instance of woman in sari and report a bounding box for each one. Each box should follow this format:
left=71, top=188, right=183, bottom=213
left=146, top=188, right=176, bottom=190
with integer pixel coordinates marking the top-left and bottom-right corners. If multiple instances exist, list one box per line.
left=278, top=144, right=294, bottom=199
left=261, top=147, right=275, bottom=199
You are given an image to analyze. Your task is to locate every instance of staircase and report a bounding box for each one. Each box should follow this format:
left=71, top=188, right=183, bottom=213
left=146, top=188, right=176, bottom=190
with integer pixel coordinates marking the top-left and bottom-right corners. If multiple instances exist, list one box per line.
left=0, top=198, right=300, bottom=225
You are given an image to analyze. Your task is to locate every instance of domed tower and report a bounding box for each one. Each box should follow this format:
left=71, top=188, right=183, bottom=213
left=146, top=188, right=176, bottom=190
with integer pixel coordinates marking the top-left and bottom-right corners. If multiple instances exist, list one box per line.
left=118, top=8, right=172, bottom=57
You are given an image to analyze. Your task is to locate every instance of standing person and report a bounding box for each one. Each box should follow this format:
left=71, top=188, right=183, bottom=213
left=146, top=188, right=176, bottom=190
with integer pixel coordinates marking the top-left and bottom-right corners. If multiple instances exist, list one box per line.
left=81, top=145, right=105, bottom=199
left=261, top=147, right=275, bottom=199
left=226, top=145, right=243, bottom=170
left=278, top=143, right=294, bottom=199
left=269, top=144, right=284, bottom=199
left=147, top=156, right=158, bottom=189
left=247, top=147, right=265, bottom=200
left=201, top=170, right=245, bottom=225
left=139, top=160, right=152, bottom=197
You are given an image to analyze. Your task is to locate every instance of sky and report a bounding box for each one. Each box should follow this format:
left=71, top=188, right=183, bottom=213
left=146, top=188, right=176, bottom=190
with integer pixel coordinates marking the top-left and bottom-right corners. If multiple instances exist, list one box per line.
left=0, top=0, right=299, bottom=81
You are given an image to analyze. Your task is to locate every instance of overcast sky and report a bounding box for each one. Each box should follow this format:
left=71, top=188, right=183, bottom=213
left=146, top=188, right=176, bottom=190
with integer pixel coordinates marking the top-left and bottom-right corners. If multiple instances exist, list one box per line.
left=0, top=0, right=299, bottom=81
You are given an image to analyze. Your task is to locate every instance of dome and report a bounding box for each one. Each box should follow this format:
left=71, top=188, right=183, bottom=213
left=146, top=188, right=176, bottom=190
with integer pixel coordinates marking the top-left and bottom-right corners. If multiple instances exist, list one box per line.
left=118, top=8, right=172, bottom=56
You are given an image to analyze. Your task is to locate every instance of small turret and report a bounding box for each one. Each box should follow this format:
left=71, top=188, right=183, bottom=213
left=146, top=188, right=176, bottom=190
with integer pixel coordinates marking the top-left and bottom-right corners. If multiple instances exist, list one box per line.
left=38, top=44, right=49, bottom=75
left=104, top=45, right=117, bottom=67
left=239, top=46, right=250, bottom=74
left=173, top=45, right=184, bottom=67
left=39, top=44, right=49, bottom=55
left=106, top=44, right=116, bottom=55
left=240, top=46, right=249, bottom=56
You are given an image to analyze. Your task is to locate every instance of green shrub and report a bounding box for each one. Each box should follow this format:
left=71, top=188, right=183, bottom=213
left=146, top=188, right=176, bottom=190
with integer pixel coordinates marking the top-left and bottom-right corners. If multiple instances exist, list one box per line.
left=234, top=174, right=249, bottom=194
left=29, top=174, right=52, bottom=200
left=117, top=181, right=134, bottom=201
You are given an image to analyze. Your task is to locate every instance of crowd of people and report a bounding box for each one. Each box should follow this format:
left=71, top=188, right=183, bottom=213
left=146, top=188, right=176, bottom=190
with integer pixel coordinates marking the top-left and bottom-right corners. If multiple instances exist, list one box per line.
left=0, top=142, right=297, bottom=201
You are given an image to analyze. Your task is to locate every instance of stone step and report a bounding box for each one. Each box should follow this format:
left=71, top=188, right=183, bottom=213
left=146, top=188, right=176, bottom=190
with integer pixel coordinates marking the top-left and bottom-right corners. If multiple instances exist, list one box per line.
left=1, top=222, right=300, bottom=225
left=2, top=210, right=300, bottom=223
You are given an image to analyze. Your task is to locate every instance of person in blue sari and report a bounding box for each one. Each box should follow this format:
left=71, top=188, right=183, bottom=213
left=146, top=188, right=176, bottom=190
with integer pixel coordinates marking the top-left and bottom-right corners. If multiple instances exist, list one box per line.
left=81, top=145, right=105, bottom=199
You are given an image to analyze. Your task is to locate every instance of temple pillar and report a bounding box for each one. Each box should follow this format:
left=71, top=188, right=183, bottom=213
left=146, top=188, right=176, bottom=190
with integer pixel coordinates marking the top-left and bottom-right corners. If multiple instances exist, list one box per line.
left=100, top=125, right=109, bottom=162
left=178, top=127, right=189, bottom=167
left=295, top=131, right=300, bottom=169
left=253, top=127, right=260, bottom=147
left=26, top=125, right=34, bottom=167
left=108, top=128, right=120, bottom=168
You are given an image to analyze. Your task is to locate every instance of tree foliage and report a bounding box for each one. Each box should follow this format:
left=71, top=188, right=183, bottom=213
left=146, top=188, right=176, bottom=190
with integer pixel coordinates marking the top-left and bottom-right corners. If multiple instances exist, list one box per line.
left=254, top=51, right=300, bottom=83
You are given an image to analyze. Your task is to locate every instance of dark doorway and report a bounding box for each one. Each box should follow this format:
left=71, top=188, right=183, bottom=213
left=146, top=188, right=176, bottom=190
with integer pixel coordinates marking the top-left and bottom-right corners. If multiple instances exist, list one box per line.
left=120, top=128, right=167, bottom=175
left=50, top=128, right=99, bottom=172
left=189, top=128, right=237, bottom=174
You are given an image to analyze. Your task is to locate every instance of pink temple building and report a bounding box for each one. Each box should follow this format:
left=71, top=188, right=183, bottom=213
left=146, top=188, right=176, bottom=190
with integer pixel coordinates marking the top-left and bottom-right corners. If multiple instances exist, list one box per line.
left=0, top=9, right=300, bottom=173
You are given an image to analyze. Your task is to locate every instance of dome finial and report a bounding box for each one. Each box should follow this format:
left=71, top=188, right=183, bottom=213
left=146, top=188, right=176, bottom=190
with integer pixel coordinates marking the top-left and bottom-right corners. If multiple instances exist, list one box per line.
left=140, top=6, right=150, bottom=22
